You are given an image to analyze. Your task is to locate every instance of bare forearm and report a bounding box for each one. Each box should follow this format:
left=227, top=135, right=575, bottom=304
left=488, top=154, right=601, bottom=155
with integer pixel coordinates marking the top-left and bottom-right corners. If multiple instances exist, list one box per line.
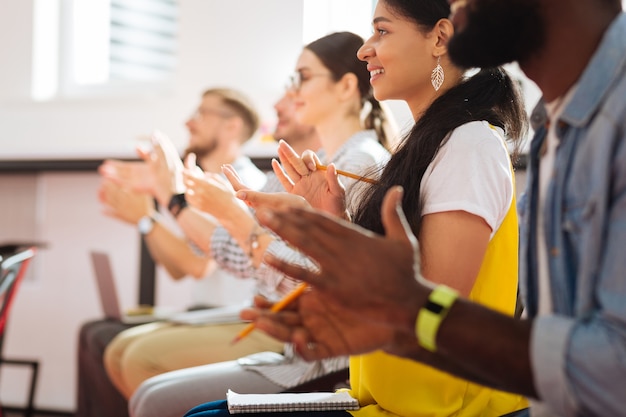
left=176, top=208, right=218, bottom=254
left=144, top=223, right=210, bottom=279
left=219, top=213, right=274, bottom=268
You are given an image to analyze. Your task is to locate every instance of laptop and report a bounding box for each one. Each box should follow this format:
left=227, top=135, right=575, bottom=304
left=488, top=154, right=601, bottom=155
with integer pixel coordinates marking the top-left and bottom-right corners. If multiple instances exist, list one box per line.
left=90, top=250, right=249, bottom=326
left=89, top=251, right=172, bottom=324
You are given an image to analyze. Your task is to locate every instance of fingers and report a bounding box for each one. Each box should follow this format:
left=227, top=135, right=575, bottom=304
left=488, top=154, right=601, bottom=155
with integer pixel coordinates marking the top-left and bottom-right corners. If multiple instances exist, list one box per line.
left=259, top=205, right=366, bottom=241
left=252, top=295, right=274, bottom=309
left=292, top=332, right=332, bottom=361
left=98, top=160, right=112, bottom=176
left=262, top=252, right=328, bottom=289
left=152, top=130, right=177, bottom=160
left=181, top=167, right=205, bottom=191
left=324, top=164, right=346, bottom=197
left=99, top=178, right=121, bottom=203
left=277, top=140, right=310, bottom=179
left=271, top=158, right=295, bottom=191
left=238, top=190, right=308, bottom=211
left=301, top=150, right=321, bottom=172
left=183, top=153, right=196, bottom=169
left=250, top=307, right=304, bottom=344
left=381, top=186, right=417, bottom=248
left=222, top=164, right=248, bottom=192
left=152, top=130, right=185, bottom=173
left=254, top=316, right=297, bottom=344
left=236, top=189, right=277, bottom=209
left=149, top=136, right=167, bottom=163
left=183, top=153, right=204, bottom=176
left=135, top=143, right=154, bottom=162
left=235, top=189, right=266, bottom=208
left=98, top=160, right=123, bottom=181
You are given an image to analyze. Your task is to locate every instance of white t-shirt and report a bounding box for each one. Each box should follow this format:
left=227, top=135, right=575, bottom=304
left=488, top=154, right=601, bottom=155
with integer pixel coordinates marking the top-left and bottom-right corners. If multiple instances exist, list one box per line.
left=420, top=120, right=514, bottom=238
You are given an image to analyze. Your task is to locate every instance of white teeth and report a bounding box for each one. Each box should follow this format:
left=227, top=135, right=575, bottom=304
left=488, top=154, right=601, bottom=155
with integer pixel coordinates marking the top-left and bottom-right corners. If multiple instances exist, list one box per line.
left=370, top=69, right=384, bottom=77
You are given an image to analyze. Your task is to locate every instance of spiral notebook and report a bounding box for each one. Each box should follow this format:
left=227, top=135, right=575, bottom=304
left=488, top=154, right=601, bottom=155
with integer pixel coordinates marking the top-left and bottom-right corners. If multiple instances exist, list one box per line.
left=226, top=390, right=359, bottom=413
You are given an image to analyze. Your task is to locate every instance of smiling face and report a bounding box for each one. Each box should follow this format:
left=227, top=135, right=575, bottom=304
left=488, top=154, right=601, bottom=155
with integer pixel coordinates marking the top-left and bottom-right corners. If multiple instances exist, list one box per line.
left=290, top=49, right=338, bottom=127
left=357, top=1, right=439, bottom=112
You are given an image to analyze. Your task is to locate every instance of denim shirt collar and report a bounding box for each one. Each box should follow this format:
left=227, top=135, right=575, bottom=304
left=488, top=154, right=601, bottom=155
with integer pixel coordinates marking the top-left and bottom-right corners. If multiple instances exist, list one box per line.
left=561, top=13, right=626, bottom=128
left=529, top=13, right=626, bottom=133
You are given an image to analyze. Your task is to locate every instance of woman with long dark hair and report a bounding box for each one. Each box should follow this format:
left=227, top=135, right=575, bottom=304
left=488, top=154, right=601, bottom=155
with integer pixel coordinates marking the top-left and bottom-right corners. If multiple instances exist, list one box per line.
left=340, top=0, right=529, bottom=413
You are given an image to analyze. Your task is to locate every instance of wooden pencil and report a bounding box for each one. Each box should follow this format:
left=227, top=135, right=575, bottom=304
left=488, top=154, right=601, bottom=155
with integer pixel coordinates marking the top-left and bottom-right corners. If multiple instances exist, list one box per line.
left=315, top=164, right=378, bottom=185
left=231, top=282, right=309, bottom=345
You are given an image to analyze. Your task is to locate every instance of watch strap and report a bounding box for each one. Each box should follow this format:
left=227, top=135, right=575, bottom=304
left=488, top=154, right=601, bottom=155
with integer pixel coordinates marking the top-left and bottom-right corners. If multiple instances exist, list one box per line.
left=167, top=193, right=188, bottom=218
left=416, top=285, right=459, bottom=352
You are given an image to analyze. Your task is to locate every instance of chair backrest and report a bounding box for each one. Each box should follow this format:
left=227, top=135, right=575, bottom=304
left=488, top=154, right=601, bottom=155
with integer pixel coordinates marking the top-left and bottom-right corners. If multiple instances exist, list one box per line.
left=0, top=245, right=37, bottom=344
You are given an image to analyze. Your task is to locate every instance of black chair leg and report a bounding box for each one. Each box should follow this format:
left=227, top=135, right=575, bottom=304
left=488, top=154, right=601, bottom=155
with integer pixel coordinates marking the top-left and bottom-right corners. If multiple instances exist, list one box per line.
left=0, top=358, right=39, bottom=417
left=25, top=360, right=38, bottom=417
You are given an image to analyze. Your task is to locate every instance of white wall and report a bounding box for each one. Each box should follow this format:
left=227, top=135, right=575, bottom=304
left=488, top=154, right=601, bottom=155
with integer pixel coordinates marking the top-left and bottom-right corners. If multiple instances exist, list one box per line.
left=0, top=0, right=305, bottom=160
left=0, top=0, right=306, bottom=411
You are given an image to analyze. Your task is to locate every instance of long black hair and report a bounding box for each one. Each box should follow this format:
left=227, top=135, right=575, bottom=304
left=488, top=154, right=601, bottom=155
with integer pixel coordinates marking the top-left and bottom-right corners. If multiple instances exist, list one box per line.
left=352, top=0, right=528, bottom=236
left=306, top=32, right=392, bottom=150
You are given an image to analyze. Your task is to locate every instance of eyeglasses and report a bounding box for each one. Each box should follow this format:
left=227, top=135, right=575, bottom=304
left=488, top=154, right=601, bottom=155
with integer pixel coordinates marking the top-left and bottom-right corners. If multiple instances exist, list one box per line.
left=190, top=108, right=235, bottom=121
left=287, top=71, right=333, bottom=92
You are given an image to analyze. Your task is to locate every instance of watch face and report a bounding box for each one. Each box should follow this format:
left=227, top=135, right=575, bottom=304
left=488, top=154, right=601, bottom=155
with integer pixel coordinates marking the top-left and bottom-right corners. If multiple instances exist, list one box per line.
left=138, top=216, right=154, bottom=235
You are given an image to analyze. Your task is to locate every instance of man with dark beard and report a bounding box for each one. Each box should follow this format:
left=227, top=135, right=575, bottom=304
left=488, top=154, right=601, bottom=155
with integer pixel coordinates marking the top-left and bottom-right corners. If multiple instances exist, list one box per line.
left=238, top=1, right=626, bottom=416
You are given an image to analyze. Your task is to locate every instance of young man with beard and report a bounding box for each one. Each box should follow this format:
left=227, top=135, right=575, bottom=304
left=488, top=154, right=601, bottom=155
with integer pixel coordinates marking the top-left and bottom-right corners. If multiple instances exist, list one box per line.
left=241, top=1, right=626, bottom=416
left=98, top=88, right=267, bottom=297
left=76, top=88, right=301, bottom=417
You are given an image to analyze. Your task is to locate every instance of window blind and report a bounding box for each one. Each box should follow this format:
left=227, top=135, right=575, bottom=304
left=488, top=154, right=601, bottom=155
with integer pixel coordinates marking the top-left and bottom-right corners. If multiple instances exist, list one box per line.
left=109, top=0, right=178, bottom=81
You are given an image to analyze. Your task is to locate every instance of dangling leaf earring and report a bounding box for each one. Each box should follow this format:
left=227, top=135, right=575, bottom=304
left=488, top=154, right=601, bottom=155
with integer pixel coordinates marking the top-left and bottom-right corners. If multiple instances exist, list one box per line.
left=431, top=56, right=444, bottom=92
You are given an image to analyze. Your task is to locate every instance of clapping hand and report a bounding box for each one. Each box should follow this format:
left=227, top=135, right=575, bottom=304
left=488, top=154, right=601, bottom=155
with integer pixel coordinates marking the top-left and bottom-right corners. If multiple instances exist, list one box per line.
left=241, top=290, right=400, bottom=360
left=240, top=186, right=429, bottom=360
left=98, top=178, right=154, bottom=225
left=98, top=130, right=184, bottom=207
left=273, top=140, right=347, bottom=218
left=182, top=154, right=248, bottom=220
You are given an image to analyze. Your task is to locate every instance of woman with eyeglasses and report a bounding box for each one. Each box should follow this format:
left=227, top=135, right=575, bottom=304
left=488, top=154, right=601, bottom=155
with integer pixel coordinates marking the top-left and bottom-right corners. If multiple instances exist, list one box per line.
left=126, top=32, right=393, bottom=417
left=183, top=31, right=394, bottom=318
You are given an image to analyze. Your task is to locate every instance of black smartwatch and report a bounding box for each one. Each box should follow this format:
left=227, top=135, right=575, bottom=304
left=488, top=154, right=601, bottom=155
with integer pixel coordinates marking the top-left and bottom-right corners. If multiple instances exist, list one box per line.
left=167, top=193, right=188, bottom=218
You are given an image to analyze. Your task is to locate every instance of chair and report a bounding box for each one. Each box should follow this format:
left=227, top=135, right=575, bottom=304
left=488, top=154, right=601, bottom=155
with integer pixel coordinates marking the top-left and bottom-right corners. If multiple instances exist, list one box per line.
left=0, top=245, right=39, bottom=417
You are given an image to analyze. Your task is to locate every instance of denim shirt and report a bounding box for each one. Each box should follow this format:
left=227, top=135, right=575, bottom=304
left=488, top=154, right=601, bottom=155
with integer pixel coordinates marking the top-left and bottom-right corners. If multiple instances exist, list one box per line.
left=518, top=12, right=626, bottom=417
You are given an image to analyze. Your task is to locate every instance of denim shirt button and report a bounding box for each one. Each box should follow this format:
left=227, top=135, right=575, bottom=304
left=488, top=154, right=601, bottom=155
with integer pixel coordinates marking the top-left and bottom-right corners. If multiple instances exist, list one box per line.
left=550, top=247, right=560, bottom=257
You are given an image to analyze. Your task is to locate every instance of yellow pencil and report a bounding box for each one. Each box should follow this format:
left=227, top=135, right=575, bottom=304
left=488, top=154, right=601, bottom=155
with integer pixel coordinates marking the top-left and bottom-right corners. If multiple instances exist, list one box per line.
left=231, top=282, right=309, bottom=345
left=315, top=164, right=378, bottom=185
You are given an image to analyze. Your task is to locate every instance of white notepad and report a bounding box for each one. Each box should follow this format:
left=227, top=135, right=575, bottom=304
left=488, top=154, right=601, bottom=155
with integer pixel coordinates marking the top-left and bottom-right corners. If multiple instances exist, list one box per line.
left=226, top=389, right=359, bottom=413
left=167, top=302, right=248, bottom=326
